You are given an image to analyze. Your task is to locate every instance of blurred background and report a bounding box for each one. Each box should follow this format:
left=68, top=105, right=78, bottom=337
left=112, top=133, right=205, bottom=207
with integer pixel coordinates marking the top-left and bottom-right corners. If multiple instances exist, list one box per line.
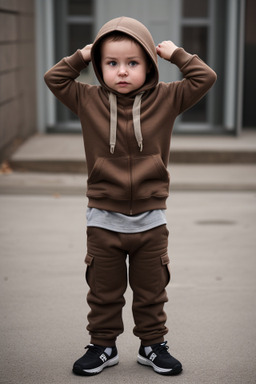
left=0, top=0, right=255, bottom=160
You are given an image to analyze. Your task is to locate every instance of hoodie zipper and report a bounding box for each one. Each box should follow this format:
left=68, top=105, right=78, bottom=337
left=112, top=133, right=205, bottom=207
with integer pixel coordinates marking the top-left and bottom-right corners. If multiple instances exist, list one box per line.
left=128, top=128, right=133, bottom=215
left=129, top=156, right=133, bottom=215
left=124, top=107, right=134, bottom=215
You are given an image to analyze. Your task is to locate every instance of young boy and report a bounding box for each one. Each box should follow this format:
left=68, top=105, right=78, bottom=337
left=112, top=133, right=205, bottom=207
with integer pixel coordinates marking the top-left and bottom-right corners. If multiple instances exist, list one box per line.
left=44, top=16, right=216, bottom=376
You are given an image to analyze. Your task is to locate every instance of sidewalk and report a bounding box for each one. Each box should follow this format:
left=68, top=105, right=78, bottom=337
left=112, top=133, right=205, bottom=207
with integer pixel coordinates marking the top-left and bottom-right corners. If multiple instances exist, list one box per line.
left=1, top=164, right=256, bottom=195
left=0, top=192, right=255, bottom=384
left=0, top=132, right=256, bottom=383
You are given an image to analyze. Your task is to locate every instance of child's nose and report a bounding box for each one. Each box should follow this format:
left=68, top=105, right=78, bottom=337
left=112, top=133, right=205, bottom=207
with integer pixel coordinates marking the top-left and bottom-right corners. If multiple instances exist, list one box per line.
left=118, top=65, right=128, bottom=76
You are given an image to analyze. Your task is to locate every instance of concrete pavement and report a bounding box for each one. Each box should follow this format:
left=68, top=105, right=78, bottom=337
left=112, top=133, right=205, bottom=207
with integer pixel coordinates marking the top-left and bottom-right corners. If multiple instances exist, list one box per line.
left=0, top=189, right=256, bottom=383
left=1, top=131, right=256, bottom=383
left=1, top=164, right=256, bottom=195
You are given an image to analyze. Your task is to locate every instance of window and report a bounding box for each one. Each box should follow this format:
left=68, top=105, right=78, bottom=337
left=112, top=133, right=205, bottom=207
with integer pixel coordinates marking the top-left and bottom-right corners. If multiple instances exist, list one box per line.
left=180, top=0, right=212, bottom=126
left=54, top=0, right=94, bottom=128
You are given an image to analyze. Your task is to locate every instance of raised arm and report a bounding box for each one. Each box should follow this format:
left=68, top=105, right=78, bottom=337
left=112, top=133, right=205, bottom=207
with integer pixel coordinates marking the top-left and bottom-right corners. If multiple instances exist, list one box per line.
left=156, top=40, right=217, bottom=114
left=44, top=45, right=92, bottom=115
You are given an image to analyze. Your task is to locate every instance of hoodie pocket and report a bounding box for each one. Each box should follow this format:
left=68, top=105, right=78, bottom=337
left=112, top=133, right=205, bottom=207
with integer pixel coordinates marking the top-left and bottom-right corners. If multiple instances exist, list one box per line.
left=132, top=154, right=170, bottom=199
left=87, top=156, right=130, bottom=200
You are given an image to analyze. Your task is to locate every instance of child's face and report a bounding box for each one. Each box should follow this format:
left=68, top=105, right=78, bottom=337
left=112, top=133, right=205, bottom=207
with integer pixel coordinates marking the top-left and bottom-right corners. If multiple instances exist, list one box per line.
left=101, top=38, right=148, bottom=94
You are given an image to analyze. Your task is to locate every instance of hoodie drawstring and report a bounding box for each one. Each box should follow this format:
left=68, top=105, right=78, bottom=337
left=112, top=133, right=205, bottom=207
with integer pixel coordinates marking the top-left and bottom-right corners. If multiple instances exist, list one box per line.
left=109, top=93, right=117, bottom=154
left=132, top=93, right=144, bottom=152
left=109, top=92, right=144, bottom=154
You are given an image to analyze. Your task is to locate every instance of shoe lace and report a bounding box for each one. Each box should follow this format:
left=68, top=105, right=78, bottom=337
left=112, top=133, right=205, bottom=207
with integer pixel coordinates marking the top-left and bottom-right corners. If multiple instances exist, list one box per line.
left=153, top=341, right=170, bottom=355
left=84, top=344, right=105, bottom=356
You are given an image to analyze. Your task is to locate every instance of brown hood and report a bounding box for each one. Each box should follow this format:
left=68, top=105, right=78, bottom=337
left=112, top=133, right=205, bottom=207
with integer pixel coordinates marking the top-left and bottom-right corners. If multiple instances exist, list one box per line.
left=91, top=16, right=159, bottom=96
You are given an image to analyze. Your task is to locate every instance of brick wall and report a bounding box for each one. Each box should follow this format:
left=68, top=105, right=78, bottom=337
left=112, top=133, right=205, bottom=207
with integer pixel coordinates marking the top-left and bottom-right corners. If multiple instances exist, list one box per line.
left=0, top=0, right=37, bottom=160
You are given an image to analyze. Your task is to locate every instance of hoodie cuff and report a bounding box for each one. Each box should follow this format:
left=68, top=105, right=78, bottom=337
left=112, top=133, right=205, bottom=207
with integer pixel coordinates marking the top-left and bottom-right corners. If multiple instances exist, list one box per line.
left=170, top=47, right=195, bottom=68
left=64, top=49, right=89, bottom=74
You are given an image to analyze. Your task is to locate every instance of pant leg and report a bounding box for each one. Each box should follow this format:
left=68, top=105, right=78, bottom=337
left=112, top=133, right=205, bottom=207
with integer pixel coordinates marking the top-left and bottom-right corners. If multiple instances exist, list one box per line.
left=85, top=227, right=127, bottom=347
left=128, top=225, right=171, bottom=346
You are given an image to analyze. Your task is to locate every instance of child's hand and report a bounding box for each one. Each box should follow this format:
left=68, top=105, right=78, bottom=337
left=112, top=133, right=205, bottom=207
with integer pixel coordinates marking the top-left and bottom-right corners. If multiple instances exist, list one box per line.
left=80, top=44, right=93, bottom=62
left=156, top=41, right=179, bottom=61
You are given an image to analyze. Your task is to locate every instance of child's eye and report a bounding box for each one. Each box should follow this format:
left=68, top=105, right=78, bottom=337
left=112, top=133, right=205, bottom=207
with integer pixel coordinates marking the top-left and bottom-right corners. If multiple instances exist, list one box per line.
left=129, top=61, right=138, bottom=67
left=108, top=61, right=117, bottom=67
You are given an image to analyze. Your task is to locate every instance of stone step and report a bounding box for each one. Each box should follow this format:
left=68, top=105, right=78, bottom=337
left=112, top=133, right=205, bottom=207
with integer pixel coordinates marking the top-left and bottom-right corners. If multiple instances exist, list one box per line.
left=8, top=132, right=256, bottom=174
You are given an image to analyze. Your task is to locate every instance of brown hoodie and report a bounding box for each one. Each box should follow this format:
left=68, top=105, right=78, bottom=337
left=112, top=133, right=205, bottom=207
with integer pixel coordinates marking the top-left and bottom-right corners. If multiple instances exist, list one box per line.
left=44, top=16, right=217, bottom=215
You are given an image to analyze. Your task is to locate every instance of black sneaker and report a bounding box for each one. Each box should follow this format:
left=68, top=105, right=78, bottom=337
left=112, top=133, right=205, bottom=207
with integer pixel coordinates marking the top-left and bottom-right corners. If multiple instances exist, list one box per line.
left=137, top=341, right=182, bottom=375
left=72, top=344, right=119, bottom=376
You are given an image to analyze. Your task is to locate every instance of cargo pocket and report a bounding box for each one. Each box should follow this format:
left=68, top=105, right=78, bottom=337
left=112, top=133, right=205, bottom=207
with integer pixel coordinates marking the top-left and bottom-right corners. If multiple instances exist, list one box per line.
left=161, top=254, right=171, bottom=285
left=84, top=253, right=94, bottom=287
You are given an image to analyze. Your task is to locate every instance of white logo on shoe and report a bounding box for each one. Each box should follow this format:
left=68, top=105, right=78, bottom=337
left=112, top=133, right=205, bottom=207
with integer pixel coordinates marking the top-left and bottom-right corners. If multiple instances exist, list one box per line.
left=149, top=352, right=157, bottom=361
left=99, top=353, right=107, bottom=362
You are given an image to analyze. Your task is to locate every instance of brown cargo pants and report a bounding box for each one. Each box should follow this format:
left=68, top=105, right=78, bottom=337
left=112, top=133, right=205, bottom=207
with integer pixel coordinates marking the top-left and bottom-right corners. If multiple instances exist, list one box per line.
left=85, top=224, right=171, bottom=347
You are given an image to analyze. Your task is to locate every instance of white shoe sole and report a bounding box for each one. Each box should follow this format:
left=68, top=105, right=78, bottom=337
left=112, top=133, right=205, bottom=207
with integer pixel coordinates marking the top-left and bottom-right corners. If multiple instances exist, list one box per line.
left=74, top=355, right=119, bottom=376
left=137, top=354, right=181, bottom=375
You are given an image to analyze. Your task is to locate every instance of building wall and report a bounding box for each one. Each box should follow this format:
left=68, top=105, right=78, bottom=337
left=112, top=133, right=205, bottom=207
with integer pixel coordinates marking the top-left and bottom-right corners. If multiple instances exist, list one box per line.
left=0, top=0, right=37, bottom=160
left=243, top=0, right=256, bottom=127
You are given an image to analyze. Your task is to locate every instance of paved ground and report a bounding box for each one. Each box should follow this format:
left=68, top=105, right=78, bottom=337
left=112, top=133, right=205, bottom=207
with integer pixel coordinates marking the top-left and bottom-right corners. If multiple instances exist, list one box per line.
left=1, top=164, right=256, bottom=195
left=1, top=131, right=256, bottom=383
left=0, top=187, right=256, bottom=384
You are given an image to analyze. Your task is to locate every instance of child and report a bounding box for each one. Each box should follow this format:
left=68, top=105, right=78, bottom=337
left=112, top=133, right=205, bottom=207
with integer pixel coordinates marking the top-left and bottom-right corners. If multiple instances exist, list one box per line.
left=44, top=16, right=216, bottom=376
